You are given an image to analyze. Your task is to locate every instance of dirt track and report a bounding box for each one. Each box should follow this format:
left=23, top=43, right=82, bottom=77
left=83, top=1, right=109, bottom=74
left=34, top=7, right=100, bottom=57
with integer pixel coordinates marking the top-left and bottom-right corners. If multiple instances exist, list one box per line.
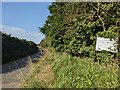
left=1, top=51, right=42, bottom=88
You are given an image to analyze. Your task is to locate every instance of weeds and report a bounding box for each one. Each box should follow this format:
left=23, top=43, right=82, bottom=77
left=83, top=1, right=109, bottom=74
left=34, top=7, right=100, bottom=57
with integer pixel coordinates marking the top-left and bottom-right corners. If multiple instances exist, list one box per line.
left=22, top=48, right=119, bottom=88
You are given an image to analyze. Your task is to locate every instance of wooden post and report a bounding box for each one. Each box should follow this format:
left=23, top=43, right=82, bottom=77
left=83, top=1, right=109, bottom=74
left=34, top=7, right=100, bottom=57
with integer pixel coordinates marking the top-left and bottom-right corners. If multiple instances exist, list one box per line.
left=117, top=21, right=120, bottom=63
left=118, top=25, right=120, bottom=62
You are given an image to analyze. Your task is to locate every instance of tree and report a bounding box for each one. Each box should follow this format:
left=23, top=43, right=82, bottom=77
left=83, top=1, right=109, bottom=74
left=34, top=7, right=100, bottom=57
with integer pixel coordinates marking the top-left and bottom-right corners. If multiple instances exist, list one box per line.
left=40, top=2, right=120, bottom=57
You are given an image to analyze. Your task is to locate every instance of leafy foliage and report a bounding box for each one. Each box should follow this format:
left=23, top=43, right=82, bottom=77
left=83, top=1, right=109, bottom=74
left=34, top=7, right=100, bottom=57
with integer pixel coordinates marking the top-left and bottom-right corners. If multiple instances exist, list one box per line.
left=38, top=36, right=51, bottom=48
left=40, top=2, right=119, bottom=57
left=2, top=32, right=38, bottom=64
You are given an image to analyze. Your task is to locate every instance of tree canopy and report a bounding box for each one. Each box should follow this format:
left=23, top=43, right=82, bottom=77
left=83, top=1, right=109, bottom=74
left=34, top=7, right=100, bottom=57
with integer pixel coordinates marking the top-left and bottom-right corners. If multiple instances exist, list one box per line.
left=40, top=2, right=120, bottom=57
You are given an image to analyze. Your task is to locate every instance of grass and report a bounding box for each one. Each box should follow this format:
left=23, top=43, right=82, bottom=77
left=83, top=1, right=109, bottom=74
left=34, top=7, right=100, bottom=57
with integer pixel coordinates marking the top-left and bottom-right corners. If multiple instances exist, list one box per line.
left=52, top=57, right=119, bottom=88
left=21, top=47, right=120, bottom=88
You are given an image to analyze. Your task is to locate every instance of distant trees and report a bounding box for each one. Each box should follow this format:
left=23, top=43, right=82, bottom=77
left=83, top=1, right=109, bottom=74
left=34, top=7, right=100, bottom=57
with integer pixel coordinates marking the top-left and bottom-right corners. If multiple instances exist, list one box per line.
left=40, top=2, right=119, bottom=58
left=2, top=32, right=38, bottom=64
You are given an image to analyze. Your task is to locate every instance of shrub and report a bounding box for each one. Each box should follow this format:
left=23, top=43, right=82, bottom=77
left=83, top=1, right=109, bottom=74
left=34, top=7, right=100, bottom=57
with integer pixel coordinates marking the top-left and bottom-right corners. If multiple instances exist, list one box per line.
left=2, top=33, right=38, bottom=64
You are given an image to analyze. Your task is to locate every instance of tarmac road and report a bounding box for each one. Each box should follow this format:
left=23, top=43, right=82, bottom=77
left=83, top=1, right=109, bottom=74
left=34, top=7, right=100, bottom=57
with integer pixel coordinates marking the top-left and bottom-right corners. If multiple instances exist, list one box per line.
left=1, top=51, right=42, bottom=88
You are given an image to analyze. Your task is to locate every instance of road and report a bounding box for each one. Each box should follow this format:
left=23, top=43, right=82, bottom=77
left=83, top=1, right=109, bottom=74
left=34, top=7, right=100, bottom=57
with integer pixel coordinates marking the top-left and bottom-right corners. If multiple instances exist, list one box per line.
left=1, top=51, right=42, bottom=88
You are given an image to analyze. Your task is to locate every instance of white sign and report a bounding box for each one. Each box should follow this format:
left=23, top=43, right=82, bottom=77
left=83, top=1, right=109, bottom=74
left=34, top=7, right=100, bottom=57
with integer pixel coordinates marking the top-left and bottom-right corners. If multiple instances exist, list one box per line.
left=96, top=37, right=118, bottom=53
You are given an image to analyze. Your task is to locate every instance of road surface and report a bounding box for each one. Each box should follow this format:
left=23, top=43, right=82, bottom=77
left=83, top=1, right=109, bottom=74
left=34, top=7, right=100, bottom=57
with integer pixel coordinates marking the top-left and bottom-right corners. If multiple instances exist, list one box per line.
left=1, top=51, right=42, bottom=88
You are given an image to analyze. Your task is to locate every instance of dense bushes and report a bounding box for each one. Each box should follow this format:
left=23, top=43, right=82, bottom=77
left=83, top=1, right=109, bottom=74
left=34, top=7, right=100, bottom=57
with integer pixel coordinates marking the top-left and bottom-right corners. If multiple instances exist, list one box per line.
left=2, top=33, right=38, bottom=64
left=40, top=2, right=119, bottom=58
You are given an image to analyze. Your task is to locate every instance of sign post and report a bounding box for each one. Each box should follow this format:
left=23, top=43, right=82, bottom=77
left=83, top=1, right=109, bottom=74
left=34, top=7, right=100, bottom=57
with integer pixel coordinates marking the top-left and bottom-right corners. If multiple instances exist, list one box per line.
left=96, top=37, right=118, bottom=53
left=95, top=21, right=119, bottom=63
left=116, top=21, right=120, bottom=63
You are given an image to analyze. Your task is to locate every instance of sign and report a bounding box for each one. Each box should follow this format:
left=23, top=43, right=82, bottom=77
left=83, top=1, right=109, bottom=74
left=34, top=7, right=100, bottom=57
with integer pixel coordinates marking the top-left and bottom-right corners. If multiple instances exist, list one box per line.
left=96, top=37, right=118, bottom=53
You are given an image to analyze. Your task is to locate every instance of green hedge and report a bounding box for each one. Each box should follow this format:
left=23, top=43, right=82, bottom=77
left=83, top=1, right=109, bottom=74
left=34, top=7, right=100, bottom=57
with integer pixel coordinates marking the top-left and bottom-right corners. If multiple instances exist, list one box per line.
left=40, top=2, right=119, bottom=59
left=2, top=33, right=39, bottom=64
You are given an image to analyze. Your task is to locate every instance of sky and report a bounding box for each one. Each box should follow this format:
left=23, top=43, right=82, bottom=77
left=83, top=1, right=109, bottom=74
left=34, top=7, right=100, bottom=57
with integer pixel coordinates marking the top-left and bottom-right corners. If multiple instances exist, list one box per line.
left=1, top=2, right=52, bottom=44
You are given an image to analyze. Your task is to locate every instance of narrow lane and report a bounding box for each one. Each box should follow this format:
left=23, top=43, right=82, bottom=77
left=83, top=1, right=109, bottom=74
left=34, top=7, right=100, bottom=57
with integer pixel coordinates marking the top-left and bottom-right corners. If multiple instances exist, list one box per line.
left=1, top=51, right=41, bottom=88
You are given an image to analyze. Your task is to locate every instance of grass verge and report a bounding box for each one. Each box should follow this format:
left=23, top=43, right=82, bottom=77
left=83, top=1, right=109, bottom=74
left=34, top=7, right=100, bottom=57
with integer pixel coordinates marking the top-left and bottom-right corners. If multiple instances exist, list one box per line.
left=21, top=47, right=119, bottom=88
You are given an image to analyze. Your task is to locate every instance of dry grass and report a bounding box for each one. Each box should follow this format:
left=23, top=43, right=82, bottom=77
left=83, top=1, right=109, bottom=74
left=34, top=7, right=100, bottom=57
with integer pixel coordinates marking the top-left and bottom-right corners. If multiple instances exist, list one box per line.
left=21, top=48, right=55, bottom=88
left=38, top=61, right=54, bottom=87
